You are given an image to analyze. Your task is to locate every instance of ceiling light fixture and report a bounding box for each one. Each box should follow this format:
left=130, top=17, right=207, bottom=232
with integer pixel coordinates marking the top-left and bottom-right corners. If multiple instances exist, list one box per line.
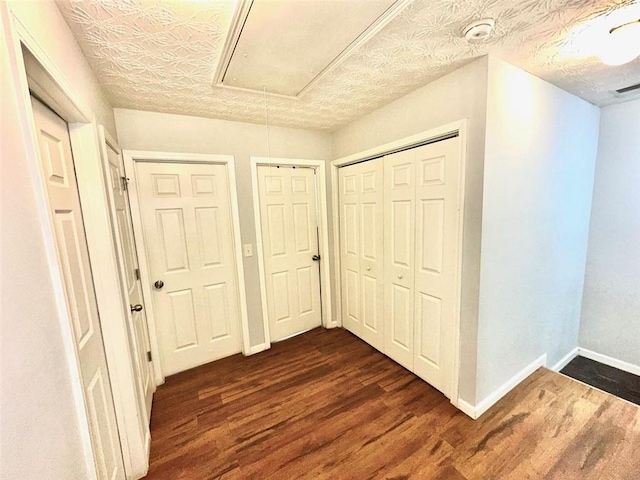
left=463, top=19, right=495, bottom=42
left=599, top=19, right=640, bottom=66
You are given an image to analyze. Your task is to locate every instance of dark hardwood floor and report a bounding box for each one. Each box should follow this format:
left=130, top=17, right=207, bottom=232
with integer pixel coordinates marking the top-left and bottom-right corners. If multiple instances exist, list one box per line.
left=561, top=355, right=640, bottom=406
left=145, top=328, right=640, bottom=479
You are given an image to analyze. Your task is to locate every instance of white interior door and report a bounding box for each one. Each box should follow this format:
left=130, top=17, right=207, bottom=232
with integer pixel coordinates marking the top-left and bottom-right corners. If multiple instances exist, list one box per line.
left=339, top=163, right=361, bottom=336
left=413, top=137, right=461, bottom=396
left=383, top=150, right=415, bottom=371
left=339, top=160, right=384, bottom=350
left=31, top=97, right=125, bottom=480
left=102, top=138, right=153, bottom=420
left=257, top=165, right=322, bottom=341
left=135, top=162, right=242, bottom=376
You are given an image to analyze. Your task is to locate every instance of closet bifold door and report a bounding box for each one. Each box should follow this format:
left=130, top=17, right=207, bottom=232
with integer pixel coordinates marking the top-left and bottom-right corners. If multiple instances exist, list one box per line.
left=412, top=137, right=461, bottom=397
left=383, top=150, right=416, bottom=370
left=339, top=160, right=384, bottom=349
left=339, top=164, right=361, bottom=336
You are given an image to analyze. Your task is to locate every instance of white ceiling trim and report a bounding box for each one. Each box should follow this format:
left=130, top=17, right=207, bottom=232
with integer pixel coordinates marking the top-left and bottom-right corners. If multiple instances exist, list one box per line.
left=212, top=0, right=414, bottom=99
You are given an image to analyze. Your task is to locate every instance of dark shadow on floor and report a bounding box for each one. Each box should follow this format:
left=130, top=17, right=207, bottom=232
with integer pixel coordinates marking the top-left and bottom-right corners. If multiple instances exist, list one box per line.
left=561, top=355, right=640, bottom=405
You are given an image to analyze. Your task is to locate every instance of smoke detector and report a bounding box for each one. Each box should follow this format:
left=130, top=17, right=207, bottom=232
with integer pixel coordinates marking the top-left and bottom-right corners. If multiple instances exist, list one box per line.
left=463, top=19, right=495, bottom=42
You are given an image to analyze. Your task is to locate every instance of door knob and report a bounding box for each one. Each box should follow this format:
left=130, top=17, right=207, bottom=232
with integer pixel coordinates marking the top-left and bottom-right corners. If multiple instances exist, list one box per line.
left=130, top=304, right=143, bottom=313
left=366, top=266, right=371, bottom=271
left=397, top=274, right=403, bottom=279
left=154, top=280, right=164, bottom=289
left=312, top=254, right=321, bottom=261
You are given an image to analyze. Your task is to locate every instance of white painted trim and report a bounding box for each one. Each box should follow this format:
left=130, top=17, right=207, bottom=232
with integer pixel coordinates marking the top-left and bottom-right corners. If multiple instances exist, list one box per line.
left=212, top=0, right=414, bottom=100
left=456, top=399, right=477, bottom=419
left=250, top=160, right=272, bottom=349
left=332, top=121, right=465, bottom=167
left=250, top=157, right=334, bottom=347
left=449, top=120, right=468, bottom=407
left=550, top=347, right=579, bottom=372
left=122, top=150, right=252, bottom=381
left=226, top=157, right=253, bottom=358
left=330, top=119, right=468, bottom=408
left=122, top=150, right=234, bottom=164
left=462, top=348, right=638, bottom=421
left=330, top=161, right=342, bottom=328
left=578, top=348, right=640, bottom=376
left=248, top=343, right=269, bottom=355
left=473, top=354, right=547, bottom=419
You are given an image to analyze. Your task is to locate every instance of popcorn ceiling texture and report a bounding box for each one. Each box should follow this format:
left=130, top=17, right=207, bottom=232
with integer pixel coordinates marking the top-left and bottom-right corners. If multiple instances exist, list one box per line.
left=56, top=0, right=640, bottom=130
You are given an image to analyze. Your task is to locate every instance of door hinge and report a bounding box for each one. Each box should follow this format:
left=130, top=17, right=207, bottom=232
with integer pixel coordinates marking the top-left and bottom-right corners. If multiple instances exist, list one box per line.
left=147, top=351, right=152, bottom=362
left=134, top=268, right=140, bottom=280
left=120, top=176, right=128, bottom=191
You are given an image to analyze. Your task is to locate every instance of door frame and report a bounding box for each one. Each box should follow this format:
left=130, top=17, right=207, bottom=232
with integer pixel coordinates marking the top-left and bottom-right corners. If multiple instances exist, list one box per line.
left=122, top=150, right=252, bottom=384
left=3, top=4, right=148, bottom=478
left=331, top=120, right=468, bottom=410
left=250, top=157, right=334, bottom=351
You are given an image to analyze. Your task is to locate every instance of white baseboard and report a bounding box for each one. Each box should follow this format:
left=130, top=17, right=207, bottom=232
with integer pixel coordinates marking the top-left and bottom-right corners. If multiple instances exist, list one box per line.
left=550, top=347, right=579, bottom=372
left=246, top=343, right=269, bottom=356
left=473, top=353, right=547, bottom=419
left=455, top=399, right=478, bottom=419
left=578, top=348, right=640, bottom=376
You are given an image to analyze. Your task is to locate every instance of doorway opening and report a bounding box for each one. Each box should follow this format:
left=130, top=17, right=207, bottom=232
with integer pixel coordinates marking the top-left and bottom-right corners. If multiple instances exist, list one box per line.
left=251, top=157, right=333, bottom=350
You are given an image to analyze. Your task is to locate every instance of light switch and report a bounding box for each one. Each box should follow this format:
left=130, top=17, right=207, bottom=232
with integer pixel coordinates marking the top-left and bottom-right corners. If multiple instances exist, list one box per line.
left=243, top=244, right=253, bottom=257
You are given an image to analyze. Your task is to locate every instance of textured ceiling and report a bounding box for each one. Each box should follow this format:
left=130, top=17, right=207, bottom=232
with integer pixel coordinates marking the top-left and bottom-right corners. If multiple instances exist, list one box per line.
left=56, top=0, right=640, bottom=131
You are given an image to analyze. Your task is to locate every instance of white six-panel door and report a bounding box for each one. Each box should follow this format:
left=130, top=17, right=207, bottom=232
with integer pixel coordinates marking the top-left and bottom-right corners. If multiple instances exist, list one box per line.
left=383, top=150, right=416, bottom=371
left=31, top=97, right=125, bottom=480
left=257, top=166, right=322, bottom=341
left=103, top=140, right=154, bottom=420
left=339, top=160, right=384, bottom=351
left=135, top=162, right=242, bottom=376
left=413, top=139, right=460, bottom=395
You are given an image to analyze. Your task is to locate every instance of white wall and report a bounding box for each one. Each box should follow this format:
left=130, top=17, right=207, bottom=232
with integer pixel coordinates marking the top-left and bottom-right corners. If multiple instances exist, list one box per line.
left=332, top=57, right=489, bottom=404
left=114, top=109, right=333, bottom=347
left=579, top=99, right=640, bottom=367
left=476, top=57, right=600, bottom=402
left=1, top=1, right=116, bottom=477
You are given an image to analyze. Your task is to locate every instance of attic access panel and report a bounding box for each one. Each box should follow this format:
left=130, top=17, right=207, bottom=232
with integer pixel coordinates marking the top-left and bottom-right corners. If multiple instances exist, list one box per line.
left=214, top=0, right=407, bottom=98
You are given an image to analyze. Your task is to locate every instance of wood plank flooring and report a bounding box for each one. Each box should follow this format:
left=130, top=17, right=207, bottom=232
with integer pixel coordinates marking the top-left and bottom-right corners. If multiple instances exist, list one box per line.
left=561, top=355, right=640, bottom=406
left=144, top=328, right=640, bottom=479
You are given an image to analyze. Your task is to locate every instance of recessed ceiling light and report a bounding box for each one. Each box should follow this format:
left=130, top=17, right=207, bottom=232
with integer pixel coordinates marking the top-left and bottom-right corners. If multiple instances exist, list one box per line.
left=599, top=19, right=640, bottom=66
left=463, top=19, right=495, bottom=42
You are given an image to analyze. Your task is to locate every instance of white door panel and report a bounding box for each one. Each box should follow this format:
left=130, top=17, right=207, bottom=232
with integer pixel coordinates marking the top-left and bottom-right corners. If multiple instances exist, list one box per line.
left=339, top=165, right=361, bottom=335
left=339, top=159, right=384, bottom=348
left=358, top=159, right=384, bottom=350
left=104, top=140, right=154, bottom=422
left=413, top=138, right=460, bottom=396
left=32, top=97, right=125, bottom=480
left=136, top=162, right=242, bottom=375
left=257, top=166, right=322, bottom=341
left=384, top=150, right=415, bottom=370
